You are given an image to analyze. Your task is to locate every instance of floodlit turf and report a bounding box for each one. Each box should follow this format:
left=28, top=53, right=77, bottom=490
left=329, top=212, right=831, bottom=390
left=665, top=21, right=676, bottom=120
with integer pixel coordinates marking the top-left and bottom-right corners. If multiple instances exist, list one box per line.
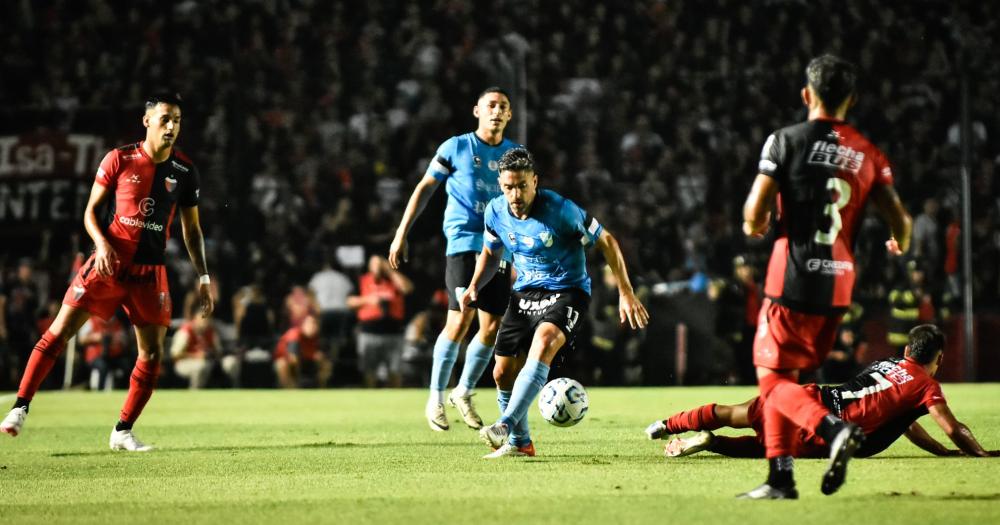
left=0, top=385, right=998, bottom=524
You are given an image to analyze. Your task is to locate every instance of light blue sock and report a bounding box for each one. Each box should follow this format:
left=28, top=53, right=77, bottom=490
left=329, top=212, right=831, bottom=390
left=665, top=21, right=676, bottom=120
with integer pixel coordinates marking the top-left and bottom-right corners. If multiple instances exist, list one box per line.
left=429, top=333, right=460, bottom=401
left=497, top=389, right=532, bottom=447
left=499, top=359, right=550, bottom=437
left=458, top=339, right=493, bottom=392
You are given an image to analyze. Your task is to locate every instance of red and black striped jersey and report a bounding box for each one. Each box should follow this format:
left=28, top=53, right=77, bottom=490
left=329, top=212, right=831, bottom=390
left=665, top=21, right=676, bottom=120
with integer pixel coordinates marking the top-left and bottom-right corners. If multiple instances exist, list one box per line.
left=758, top=118, right=893, bottom=314
left=95, top=142, right=200, bottom=265
left=820, top=357, right=944, bottom=456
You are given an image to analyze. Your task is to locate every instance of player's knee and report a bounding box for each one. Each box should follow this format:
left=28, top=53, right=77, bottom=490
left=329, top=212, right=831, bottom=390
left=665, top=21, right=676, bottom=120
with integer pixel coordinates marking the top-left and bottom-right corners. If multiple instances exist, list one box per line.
left=493, top=362, right=516, bottom=388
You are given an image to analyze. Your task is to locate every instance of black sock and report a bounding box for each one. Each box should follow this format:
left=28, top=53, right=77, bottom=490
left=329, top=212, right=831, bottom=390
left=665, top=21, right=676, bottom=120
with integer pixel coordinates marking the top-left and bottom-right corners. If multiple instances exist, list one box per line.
left=13, top=397, right=30, bottom=411
left=767, top=456, right=795, bottom=488
left=817, top=414, right=842, bottom=443
left=114, top=420, right=133, bottom=432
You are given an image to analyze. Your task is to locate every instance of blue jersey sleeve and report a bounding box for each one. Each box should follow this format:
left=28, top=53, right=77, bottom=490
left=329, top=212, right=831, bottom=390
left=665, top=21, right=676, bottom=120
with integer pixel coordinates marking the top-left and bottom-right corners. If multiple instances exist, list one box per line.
left=561, top=198, right=603, bottom=246
left=483, top=202, right=505, bottom=251
left=425, top=138, right=458, bottom=181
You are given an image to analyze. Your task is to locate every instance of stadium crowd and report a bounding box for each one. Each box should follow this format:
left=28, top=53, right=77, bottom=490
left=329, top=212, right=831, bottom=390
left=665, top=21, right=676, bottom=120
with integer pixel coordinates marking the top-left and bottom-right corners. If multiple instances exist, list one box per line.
left=1, top=0, right=998, bottom=389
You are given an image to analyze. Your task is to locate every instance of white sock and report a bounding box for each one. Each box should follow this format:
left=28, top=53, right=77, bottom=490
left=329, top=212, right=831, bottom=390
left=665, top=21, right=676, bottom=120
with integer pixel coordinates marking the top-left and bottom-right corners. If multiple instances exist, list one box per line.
left=452, top=384, right=471, bottom=398
left=429, top=390, right=445, bottom=405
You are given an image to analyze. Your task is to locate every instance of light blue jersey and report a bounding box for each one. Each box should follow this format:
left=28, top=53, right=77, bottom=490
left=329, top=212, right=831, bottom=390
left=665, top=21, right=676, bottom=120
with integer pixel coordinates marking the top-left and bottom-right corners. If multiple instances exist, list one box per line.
left=427, top=132, right=521, bottom=256
left=483, top=189, right=603, bottom=294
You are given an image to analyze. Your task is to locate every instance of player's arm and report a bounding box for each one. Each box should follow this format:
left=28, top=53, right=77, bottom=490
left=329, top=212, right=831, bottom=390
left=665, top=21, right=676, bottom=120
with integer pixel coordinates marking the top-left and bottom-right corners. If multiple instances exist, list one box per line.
left=595, top=229, right=648, bottom=330
left=82, top=182, right=118, bottom=277
left=389, top=174, right=442, bottom=269
left=742, top=174, right=779, bottom=238
left=870, top=184, right=912, bottom=255
left=459, top=244, right=504, bottom=312
left=179, top=206, right=215, bottom=317
left=904, top=421, right=961, bottom=456
left=169, top=328, right=190, bottom=360
left=927, top=402, right=997, bottom=457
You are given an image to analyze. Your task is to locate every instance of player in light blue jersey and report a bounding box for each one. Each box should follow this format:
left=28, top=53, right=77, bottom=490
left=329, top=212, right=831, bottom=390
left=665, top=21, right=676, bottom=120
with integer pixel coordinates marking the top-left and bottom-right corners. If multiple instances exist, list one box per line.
left=389, top=87, right=521, bottom=432
left=460, top=147, right=649, bottom=457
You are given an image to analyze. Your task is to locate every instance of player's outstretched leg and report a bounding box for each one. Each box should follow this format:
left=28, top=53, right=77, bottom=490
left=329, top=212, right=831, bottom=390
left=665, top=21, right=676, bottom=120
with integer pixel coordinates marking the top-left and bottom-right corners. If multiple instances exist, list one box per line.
left=819, top=416, right=865, bottom=495
left=111, top=357, right=160, bottom=452
left=646, top=403, right=724, bottom=440
left=427, top=334, right=459, bottom=431
left=2, top=330, right=71, bottom=437
left=480, top=358, right=548, bottom=449
left=448, top=337, right=492, bottom=429
left=484, top=389, right=533, bottom=458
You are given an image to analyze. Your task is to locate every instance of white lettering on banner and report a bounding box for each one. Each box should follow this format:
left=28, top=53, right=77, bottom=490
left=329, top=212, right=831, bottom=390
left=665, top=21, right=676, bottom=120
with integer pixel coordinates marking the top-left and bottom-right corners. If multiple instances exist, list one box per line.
left=0, top=134, right=105, bottom=176
left=0, top=179, right=88, bottom=222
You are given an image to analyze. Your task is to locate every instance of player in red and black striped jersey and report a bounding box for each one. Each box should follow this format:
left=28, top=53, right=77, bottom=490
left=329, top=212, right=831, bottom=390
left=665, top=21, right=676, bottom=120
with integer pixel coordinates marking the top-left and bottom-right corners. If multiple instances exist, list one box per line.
left=740, top=55, right=913, bottom=499
left=647, top=325, right=997, bottom=460
left=1, top=93, right=215, bottom=451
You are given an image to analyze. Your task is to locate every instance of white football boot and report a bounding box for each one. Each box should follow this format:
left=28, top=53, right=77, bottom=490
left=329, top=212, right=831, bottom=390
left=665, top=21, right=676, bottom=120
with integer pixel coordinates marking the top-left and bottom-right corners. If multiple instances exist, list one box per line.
left=645, top=420, right=669, bottom=440
left=447, top=391, right=483, bottom=429
left=483, top=442, right=536, bottom=459
left=0, top=407, right=28, bottom=437
left=478, top=421, right=510, bottom=449
left=109, top=429, right=154, bottom=452
left=664, top=431, right=715, bottom=457
left=426, top=402, right=449, bottom=432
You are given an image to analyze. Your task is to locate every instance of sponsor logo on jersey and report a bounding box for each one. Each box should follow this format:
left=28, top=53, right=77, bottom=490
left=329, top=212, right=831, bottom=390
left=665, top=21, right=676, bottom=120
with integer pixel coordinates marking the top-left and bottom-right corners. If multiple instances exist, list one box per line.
left=518, top=293, right=561, bottom=314
left=474, top=179, right=500, bottom=194
left=521, top=235, right=535, bottom=247
left=488, top=160, right=498, bottom=171
left=508, top=232, right=517, bottom=245
left=127, top=173, right=142, bottom=184
left=808, top=140, right=865, bottom=174
left=539, top=231, right=554, bottom=248
left=165, top=176, right=177, bottom=192
left=97, top=168, right=107, bottom=180
left=473, top=156, right=482, bottom=168
left=805, top=258, right=854, bottom=275
left=73, top=286, right=85, bottom=301
left=119, top=215, right=164, bottom=232
left=139, top=197, right=155, bottom=216
left=170, top=160, right=189, bottom=172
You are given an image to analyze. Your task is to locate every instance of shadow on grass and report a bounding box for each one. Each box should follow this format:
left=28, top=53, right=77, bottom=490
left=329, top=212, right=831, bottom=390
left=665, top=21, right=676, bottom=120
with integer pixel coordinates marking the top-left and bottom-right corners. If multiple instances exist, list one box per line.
left=877, top=491, right=1000, bottom=501
left=49, top=440, right=475, bottom=457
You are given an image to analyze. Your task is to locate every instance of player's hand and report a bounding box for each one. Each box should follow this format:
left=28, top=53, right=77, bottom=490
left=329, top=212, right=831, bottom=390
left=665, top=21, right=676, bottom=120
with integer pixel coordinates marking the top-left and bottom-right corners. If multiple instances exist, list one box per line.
left=459, top=286, right=477, bottom=313
left=885, top=237, right=903, bottom=256
left=388, top=235, right=408, bottom=269
left=742, top=213, right=771, bottom=239
left=619, top=291, right=649, bottom=330
left=94, top=240, right=119, bottom=277
left=197, top=282, right=215, bottom=318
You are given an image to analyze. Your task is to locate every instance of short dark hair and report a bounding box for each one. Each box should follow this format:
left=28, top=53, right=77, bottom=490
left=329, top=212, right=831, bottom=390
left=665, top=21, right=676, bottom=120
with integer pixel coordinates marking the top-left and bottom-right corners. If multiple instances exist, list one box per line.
left=497, top=147, right=535, bottom=173
left=145, top=92, right=183, bottom=110
left=907, top=324, right=945, bottom=364
left=478, top=86, right=512, bottom=104
left=805, top=55, right=856, bottom=111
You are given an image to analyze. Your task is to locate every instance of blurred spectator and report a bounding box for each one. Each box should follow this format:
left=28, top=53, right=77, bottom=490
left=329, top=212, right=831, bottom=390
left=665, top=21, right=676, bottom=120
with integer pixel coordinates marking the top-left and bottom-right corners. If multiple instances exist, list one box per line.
left=274, top=314, right=332, bottom=388
left=233, top=282, right=276, bottom=387
left=707, top=255, right=761, bottom=385
left=887, top=260, right=937, bottom=356
left=819, top=302, right=865, bottom=384
left=77, top=314, right=131, bottom=391
left=911, top=198, right=942, bottom=279
left=284, top=285, right=319, bottom=329
left=401, top=289, right=449, bottom=387
left=308, top=257, right=354, bottom=382
left=348, top=255, right=413, bottom=388
left=170, top=315, right=235, bottom=389
left=4, top=258, right=44, bottom=379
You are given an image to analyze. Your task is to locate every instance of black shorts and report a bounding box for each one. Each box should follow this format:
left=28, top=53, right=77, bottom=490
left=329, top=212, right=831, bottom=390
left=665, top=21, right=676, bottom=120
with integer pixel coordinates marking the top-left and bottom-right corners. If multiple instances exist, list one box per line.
left=445, top=252, right=511, bottom=315
left=494, top=288, right=590, bottom=357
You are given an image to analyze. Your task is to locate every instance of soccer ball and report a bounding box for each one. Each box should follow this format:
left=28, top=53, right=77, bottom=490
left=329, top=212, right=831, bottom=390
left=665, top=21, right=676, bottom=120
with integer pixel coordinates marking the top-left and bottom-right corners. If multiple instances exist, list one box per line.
left=538, top=377, right=589, bottom=427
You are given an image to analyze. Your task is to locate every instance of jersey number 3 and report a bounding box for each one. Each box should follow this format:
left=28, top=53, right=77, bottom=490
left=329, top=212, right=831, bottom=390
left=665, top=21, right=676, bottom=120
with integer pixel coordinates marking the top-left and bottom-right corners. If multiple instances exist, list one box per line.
left=815, top=177, right=852, bottom=245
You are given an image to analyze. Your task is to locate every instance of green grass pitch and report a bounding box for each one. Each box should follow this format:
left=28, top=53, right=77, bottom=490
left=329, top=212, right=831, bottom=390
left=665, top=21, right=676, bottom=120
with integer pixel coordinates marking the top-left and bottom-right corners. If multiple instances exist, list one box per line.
left=1, top=385, right=998, bottom=524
